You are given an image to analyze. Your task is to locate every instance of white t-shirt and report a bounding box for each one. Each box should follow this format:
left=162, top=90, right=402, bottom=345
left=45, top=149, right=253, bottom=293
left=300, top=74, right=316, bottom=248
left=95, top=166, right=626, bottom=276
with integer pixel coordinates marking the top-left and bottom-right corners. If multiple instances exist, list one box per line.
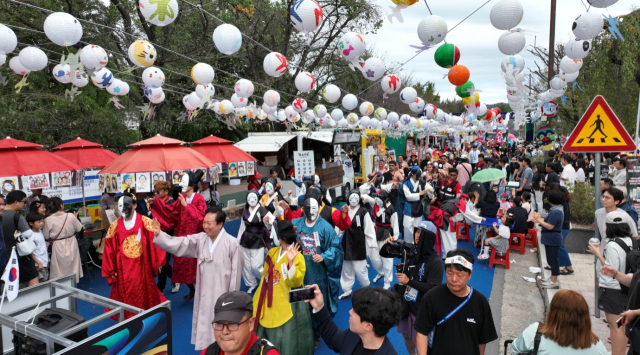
left=32, top=230, right=48, bottom=267
left=560, top=164, right=576, bottom=189
left=498, top=225, right=510, bottom=239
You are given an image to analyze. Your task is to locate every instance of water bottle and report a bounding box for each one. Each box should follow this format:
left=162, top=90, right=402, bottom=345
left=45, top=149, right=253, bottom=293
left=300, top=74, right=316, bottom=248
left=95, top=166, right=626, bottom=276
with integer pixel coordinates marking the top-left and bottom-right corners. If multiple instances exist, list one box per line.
left=589, top=237, right=600, bottom=246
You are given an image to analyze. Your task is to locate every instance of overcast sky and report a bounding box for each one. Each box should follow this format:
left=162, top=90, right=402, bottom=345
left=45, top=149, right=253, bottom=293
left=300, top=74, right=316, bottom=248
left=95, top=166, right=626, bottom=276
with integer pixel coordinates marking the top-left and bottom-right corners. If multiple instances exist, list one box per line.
left=367, top=0, right=635, bottom=104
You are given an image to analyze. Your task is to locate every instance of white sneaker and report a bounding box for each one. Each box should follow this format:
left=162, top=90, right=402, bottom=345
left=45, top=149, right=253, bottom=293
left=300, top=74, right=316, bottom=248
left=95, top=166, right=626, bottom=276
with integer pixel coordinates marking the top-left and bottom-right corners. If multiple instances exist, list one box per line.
left=338, top=291, right=352, bottom=300
left=540, top=279, right=560, bottom=289
left=247, top=287, right=256, bottom=295
left=478, top=252, right=490, bottom=260
left=383, top=284, right=391, bottom=290
left=171, top=283, right=181, bottom=293
left=373, top=274, right=383, bottom=283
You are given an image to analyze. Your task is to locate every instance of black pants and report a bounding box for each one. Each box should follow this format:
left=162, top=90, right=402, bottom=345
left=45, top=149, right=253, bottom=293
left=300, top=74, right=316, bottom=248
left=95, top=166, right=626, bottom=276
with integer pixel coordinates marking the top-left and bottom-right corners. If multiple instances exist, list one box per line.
left=157, top=253, right=173, bottom=291
left=544, top=245, right=560, bottom=277
left=516, top=189, right=531, bottom=198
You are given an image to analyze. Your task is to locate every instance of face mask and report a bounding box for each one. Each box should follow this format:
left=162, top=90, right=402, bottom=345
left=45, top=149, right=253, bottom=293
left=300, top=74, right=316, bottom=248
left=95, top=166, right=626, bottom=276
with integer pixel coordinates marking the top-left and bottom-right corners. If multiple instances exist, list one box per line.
left=118, top=196, right=134, bottom=218
left=180, top=174, right=189, bottom=193
left=303, top=198, right=319, bottom=221
left=314, top=175, right=320, bottom=185
left=349, top=194, right=360, bottom=207
left=375, top=197, right=384, bottom=207
left=265, top=183, right=274, bottom=196
left=247, top=193, right=258, bottom=207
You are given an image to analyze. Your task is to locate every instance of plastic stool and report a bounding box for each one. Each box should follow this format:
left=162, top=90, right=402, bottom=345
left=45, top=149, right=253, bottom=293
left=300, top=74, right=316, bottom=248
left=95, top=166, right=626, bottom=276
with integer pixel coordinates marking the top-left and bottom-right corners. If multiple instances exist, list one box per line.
left=509, top=233, right=526, bottom=255
left=456, top=222, right=471, bottom=242
left=526, top=228, right=538, bottom=248
left=489, top=247, right=510, bottom=269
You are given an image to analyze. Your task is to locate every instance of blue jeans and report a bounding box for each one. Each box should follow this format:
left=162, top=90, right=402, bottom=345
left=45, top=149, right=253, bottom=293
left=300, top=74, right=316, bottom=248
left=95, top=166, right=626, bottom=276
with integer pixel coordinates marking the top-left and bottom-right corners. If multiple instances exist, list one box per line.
left=558, top=229, right=572, bottom=268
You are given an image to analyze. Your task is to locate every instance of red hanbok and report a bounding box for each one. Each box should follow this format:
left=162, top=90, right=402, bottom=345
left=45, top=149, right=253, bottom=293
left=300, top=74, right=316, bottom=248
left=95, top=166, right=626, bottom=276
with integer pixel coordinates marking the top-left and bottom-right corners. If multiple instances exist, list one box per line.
left=102, top=214, right=167, bottom=319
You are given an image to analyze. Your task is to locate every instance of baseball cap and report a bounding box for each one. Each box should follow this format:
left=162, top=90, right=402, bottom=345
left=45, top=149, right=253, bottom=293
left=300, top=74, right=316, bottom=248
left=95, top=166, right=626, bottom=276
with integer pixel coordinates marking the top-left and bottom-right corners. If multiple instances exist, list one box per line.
left=605, top=210, right=628, bottom=225
left=499, top=192, right=509, bottom=199
left=213, top=291, right=253, bottom=323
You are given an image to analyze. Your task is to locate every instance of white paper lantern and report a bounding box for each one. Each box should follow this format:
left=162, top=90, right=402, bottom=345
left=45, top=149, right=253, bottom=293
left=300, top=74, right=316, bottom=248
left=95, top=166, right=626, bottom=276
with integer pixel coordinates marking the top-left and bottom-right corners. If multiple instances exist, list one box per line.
left=500, top=54, right=525, bottom=74
left=346, top=113, right=359, bottom=125
left=423, top=104, right=437, bottom=119
left=44, top=12, right=83, bottom=47
left=234, top=79, right=254, bottom=98
left=361, top=57, right=385, bottom=81
left=263, top=90, right=280, bottom=107
left=52, top=64, right=71, bottom=84
left=381, top=74, right=401, bottom=95
left=0, top=55, right=6, bottom=66
left=195, top=84, right=215, bottom=99
left=409, top=98, right=425, bottom=113
left=322, top=84, right=341, bottom=103
left=107, top=79, right=126, bottom=95
left=235, top=107, right=247, bottom=117
left=91, top=68, right=114, bottom=88
left=290, top=0, right=324, bottom=33
left=387, top=112, right=399, bottom=125
left=359, top=102, right=374, bottom=116
left=18, top=47, right=47, bottom=71
left=144, top=85, right=163, bottom=101
left=263, top=52, right=288, bottom=77
left=257, top=110, right=268, bottom=120
left=550, top=76, right=567, bottom=91
left=550, top=88, right=565, bottom=97
left=587, top=0, right=619, bottom=8
left=400, top=87, right=418, bottom=104
left=498, top=31, right=526, bottom=55
left=276, top=110, right=287, bottom=122
left=71, top=70, right=88, bottom=87
left=139, top=0, right=179, bottom=26
left=9, top=57, right=30, bottom=75
left=284, top=106, right=298, bottom=120
left=359, top=116, right=371, bottom=129
left=374, top=108, right=387, bottom=120
left=572, top=12, right=604, bottom=40
left=128, top=40, right=156, bottom=68
left=565, top=39, right=591, bottom=60
left=142, top=67, right=165, bottom=88
left=417, top=15, right=447, bottom=46
left=380, top=120, right=390, bottom=130
left=218, top=100, right=235, bottom=114
left=331, top=108, right=344, bottom=121
left=399, top=114, right=412, bottom=126
left=118, top=81, right=131, bottom=96
left=302, top=111, right=315, bottom=124
left=313, top=104, right=327, bottom=118
left=559, top=56, right=583, bottom=74
left=184, top=93, right=201, bottom=111
left=338, top=118, right=348, bottom=128
left=213, top=24, right=242, bottom=55
left=190, top=63, right=214, bottom=85
left=342, top=94, right=358, bottom=110
left=337, top=32, right=365, bottom=61
left=369, top=118, right=381, bottom=130
left=0, top=24, right=17, bottom=55
left=295, top=71, right=316, bottom=93
left=559, top=70, right=580, bottom=82
left=293, top=98, right=308, bottom=113
left=80, top=45, right=108, bottom=70
left=231, top=93, right=248, bottom=108
left=435, top=109, right=446, bottom=122
left=262, top=103, right=277, bottom=114
left=490, top=0, right=523, bottom=30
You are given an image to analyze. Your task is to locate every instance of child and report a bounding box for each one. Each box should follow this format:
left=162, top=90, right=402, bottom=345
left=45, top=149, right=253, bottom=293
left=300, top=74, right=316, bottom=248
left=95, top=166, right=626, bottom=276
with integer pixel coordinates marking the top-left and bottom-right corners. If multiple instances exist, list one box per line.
left=27, top=212, right=48, bottom=281
left=498, top=192, right=511, bottom=217
left=479, top=212, right=515, bottom=260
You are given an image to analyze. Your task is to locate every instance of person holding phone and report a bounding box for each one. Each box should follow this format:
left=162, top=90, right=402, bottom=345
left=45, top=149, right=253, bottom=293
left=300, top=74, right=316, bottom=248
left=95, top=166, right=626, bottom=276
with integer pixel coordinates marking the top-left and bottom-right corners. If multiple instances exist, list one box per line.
left=253, top=220, right=313, bottom=355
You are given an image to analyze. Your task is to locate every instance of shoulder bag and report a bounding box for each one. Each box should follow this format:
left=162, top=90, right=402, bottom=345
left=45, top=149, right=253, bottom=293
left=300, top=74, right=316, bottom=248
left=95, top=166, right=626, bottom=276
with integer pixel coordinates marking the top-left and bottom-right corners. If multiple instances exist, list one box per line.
left=14, top=213, right=37, bottom=257
left=514, top=323, right=543, bottom=354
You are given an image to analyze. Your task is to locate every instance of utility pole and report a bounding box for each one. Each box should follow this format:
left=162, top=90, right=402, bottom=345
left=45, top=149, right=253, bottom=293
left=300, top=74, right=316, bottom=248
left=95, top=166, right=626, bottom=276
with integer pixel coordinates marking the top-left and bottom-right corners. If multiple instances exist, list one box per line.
left=548, top=0, right=557, bottom=88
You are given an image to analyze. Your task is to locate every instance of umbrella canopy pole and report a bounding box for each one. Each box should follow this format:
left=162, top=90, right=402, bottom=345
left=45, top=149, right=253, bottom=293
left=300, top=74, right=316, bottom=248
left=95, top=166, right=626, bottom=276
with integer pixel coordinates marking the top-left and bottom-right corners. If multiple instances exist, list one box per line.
left=81, top=170, right=87, bottom=217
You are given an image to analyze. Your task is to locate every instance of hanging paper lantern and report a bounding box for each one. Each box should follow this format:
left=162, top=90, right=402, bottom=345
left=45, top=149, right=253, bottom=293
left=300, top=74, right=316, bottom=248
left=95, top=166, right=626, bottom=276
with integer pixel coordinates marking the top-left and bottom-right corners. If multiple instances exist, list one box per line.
left=434, top=44, right=460, bottom=69
left=276, top=110, right=288, bottom=122
left=191, top=63, right=215, bottom=85
left=293, top=98, right=308, bottom=113
left=183, top=95, right=196, bottom=111
left=361, top=58, right=385, bottom=81
left=565, top=39, right=591, bottom=60
left=257, top=110, right=268, bottom=120
left=338, top=32, right=365, bottom=61
left=91, top=68, right=114, bottom=89
left=142, top=67, right=165, bottom=88
left=195, top=84, right=215, bottom=99
left=234, top=79, right=254, bottom=98
left=43, top=12, right=83, bottom=47
left=217, top=100, right=234, bottom=114
left=139, top=0, right=179, bottom=26
left=295, top=71, right=316, bottom=93
left=374, top=108, right=387, bottom=120
left=559, top=70, right=579, bottom=82
left=80, top=45, right=108, bottom=70
left=381, top=74, right=401, bottom=96
left=9, top=57, right=30, bottom=75
left=573, top=12, right=604, bottom=40
left=263, top=90, right=280, bottom=107
left=52, top=64, right=72, bottom=84
left=399, top=114, right=412, bottom=126
left=346, top=113, right=359, bottom=125
left=462, top=92, right=480, bottom=108
left=587, top=0, right=619, bottom=8
left=447, top=65, right=470, bottom=86
left=284, top=105, right=298, bottom=120
left=417, top=15, right=447, bottom=46
left=213, top=24, right=242, bottom=55
left=0, top=24, right=17, bottom=55
left=322, top=84, right=341, bottom=103
left=338, top=118, right=348, bottom=128
left=290, top=113, right=301, bottom=123
left=262, top=103, right=277, bottom=114
left=331, top=109, right=344, bottom=121
left=359, top=116, right=371, bottom=129
left=263, top=52, right=288, bottom=77
left=550, top=76, right=567, bottom=91
left=107, top=79, right=126, bottom=96
left=387, top=112, right=399, bottom=125
left=230, top=93, right=248, bottom=108
left=476, top=104, right=488, bottom=120
left=435, top=109, right=446, bottom=122
left=500, top=54, right=525, bottom=74
left=18, top=47, right=47, bottom=71
left=313, top=104, right=327, bottom=118
left=498, top=31, right=526, bottom=55
left=144, top=85, right=163, bottom=101
left=399, top=87, right=417, bottom=104
left=128, top=40, right=157, bottom=68
left=409, top=98, right=425, bottom=113
left=118, top=81, right=131, bottom=96
left=559, top=56, right=583, bottom=74
left=342, top=94, right=358, bottom=110
left=490, top=0, right=523, bottom=30
left=359, top=102, right=374, bottom=116
left=455, top=81, right=474, bottom=98
left=235, top=107, right=247, bottom=118
left=290, top=0, right=324, bottom=33
left=71, top=70, right=88, bottom=87
left=185, top=93, right=202, bottom=110
left=0, top=55, right=5, bottom=66
left=423, top=104, right=437, bottom=119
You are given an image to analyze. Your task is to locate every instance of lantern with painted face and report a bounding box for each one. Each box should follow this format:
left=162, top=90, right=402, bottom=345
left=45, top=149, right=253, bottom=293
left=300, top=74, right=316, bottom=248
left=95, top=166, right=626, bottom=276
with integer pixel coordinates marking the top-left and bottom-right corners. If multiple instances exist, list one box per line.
left=142, top=67, right=165, bottom=88
left=128, top=40, right=157, bottom=68
left=80, top=44, right=108, bottom=70
left=572, top=12, right=604, bottom=40
left=564, top=39, right=591, bottom=60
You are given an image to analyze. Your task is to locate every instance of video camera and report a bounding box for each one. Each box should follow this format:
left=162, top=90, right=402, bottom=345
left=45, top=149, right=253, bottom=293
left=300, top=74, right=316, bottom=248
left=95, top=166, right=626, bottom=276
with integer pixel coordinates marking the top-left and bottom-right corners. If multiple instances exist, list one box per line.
left=379, top=239, right=415, bottom=274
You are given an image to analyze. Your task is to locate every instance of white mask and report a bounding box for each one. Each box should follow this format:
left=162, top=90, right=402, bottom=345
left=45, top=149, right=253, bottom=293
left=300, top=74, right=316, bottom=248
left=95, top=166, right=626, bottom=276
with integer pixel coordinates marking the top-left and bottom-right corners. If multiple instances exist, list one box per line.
left=304, top=198, right=319, bottom=221
left=118, top=197, right=124, bottom=216
left=375, top=197, right=384, bottom=207
left=265, top=182, right=275, bottom=196
left=180, top=174, right=189, bottom=193
left=349, top=194, right=360, bottom=207
left=314, top=175, right=320, bottom=185
left=247, top=193, right=258, bottom=207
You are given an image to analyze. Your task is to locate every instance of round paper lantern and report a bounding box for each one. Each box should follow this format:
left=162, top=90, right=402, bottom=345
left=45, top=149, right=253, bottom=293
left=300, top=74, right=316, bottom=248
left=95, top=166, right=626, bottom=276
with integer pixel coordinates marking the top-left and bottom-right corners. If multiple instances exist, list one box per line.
left=52, top=64, right=71, bottom=84
left=369, top=118, right=381, bottom=130
left=462, top=92, right=480, bottom=108
left=191, top=63, right=215, bottom=85
left=483, top=109, right=494, bottom=122
left=300, top=111, right=313, bottom=124
left=183, top=95, right=196, bottom=111
left=218, top=100, right=234, bottom=114
left=18, top=47, right=47, bottom=71
left=118, top=81, right=131, bottom=96
left=263, top=52, right=288, bottom=77
left=338, top=118, right=348, bottom=128
left=276, top=110, right=288, bottom=122
left=230, top=93, right=248, bottom=108
left=361, top=57, right=385, bottom=81
left=290, top=0, right=324, bottom=33
left=387, top=112, right=399, bottom=125
left=139, top=0, right=179, bottom=26
left=284, top=106, right=298, bottom=120
left=342, top=94, right=358, bottom=110
left=346, top=113, right=359, bottom=125
left=435, top=109, right=446, bottom=122
left=399, top=114, right=412, bottom=126
left=417, top=15, right=447, bottom=46
left=234, top=107, right=247, bottom=117
left=565, top=39, right=591, bottom=60
left=293, top=98, right=308, bottom=113
left=374, top=108, right=387, bottom=120
left=359, top=116, right=371, bottom=129
left=498, top=31, right=526, bottom=55
left=434, top=44, right=460, bottom=68
left=400, top=87, right=417, bottom=104
left=476, top=104, right=488, bottom=119
left=381, top=74, right=401, bottom=95
left=550, top=76, right=567, bottom=91
left=447, top=65, right=470, bottom=86
left=490, top=0, right=523, bottom=30
left=295, top=71, right=315, bottom=93
left=409, top=98, right=425, bottom=113
left=262, top=103, right=277, bottom=114
left=331, top=109, right=344, bottom=121
left=213, top=24, right=242, bottom=55
left=337, top=32, right=365, bottom=61
left=290, top=113, right=301, bottom=123
left=312, top=104, right=326, bottom=118
left=91, top=68, right=114, bottom=88
left=380, top=120, right=390, bottom=130
left=359, top=102, right=374, bottom=116
left=322, top=84, right=341, bottom=103
left=80, top=45, right=108, bottom=70
left=9, top=57, right=30, bottom=75
left=43, top=12, right=83, bottom=47
left=455, top=81, right=474, bottom=98
left=257, top=110, right=268, bottom=120
left=559, top=56, right=583, bottom=74
left=234, top=79, right=254, bottom=98
left=263, top=90, right=280, bottom=107
left=128, top=40, right=157, bottom=68
left=195, top=83, right=215, bottom=98
left=185, top=93, right=202, bottom=110
left=142, top=67, right=165, bottom=88
left=108, top=79, right=127, bottom=96
left=559, top=70, right=580, bottom=82
left=145, top=85, right=163, bottom=101
left=587, top=0, right=619, bottom=8
left=423, top=104, right=437, bottom=119
left=500, top=54, right=525, bottom=74
left=573, top=12, right=604, bottom=40
left=71, top=70, right=88, bottom=87
left=0, top=24, right=17, bottom=55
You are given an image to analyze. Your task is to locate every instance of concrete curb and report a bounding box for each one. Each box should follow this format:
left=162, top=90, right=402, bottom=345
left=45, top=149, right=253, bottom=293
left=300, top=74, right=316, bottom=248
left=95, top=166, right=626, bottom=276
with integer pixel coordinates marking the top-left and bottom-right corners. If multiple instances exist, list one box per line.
left=536, top=231, right=558, bottom=309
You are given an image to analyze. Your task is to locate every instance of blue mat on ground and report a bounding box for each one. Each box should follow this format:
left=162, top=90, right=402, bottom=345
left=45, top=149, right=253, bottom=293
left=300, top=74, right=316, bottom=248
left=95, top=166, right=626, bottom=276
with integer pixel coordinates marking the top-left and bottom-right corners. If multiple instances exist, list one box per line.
left=77, top=221, right=494, bottom=354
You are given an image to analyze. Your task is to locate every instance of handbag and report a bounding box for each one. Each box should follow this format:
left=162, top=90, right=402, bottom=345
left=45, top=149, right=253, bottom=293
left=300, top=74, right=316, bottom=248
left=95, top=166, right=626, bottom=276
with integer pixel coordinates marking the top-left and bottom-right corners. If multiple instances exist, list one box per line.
left=14, top=213, right=37, bottom=257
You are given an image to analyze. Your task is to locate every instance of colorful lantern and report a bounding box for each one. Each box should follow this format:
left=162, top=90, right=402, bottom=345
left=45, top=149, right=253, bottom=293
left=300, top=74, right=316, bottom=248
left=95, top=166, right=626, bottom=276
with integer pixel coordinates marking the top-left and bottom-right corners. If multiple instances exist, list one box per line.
left=195, top=84, right=215, bottom=99
left=498, top=31, right=526, bottom=55
left=361, top=57, right=385, bottom=81
left=447, top=65, right=470, bottom=86
left=559, top=56, right=583, bottom=74
left=91, top=68, right=114, bottom=89
left=565, top=39, right=591, bottom=60
left=500, top=54, right=525, bottom=74
left=218, top=100, right=234, bottom=114
left=417, top=15, right=447, bottom=47
left=359, top=102, right=374, bottom=116
left=346, top=113, right=359, bottom=125
left=263, top=90, right=280, bottom=107
left=322, top=84, right=341, bottom=103
left=43, top=12, right=83, bottom=47
left=234, top=79, right=254, bottom=98
left=423, top=104, right=437, bottom=119
left=0, top=25, right=17, bottom=55
left=374, top=108, right=387, bottom=120
left=314, top=104, right=327, bottom=118
left=295, top=71, right=316, bottom=93
left=337, top=32, right=365, bottom=69
left=490, top=0, right=523, bottom=30
left=71, top=70, right=88, bottom=87
left=388, top=0, right=419, bottom=23
left=399, top=87, right=417, bottom=104
left=572, top=12, right=604, bottom=40
left=342, top=94, right=358, bottom=110
left=462, top=92, right=480, bottom=109
left=409, top=97, right=425, bottom=113
left=128, top=40, right=157, bottom=68
left=80, top=45, right=108, bottom=70
left=284, top=106, right=298, bottom=120
left=381, top=74, right=401, bottom=98
left=139, top=0, right=179, bottom=26
left=434, top=44, right=460, bottom=69
left=18, top=47, right=47, bottom=71
left=455, top=81, right=474, bottom=98
left=293, top=98, right=308, bottom=113
left=213, top=24, right=242, bottom=55
left=52, top=64, right=72, bottom=84
left=263, top=52, right=288, bottom=77
left=142, top=67, right=165, bottom=88
left=9, top=57, right=30, bottom=75
left=108, top=79, right=128, bottom=96
left=190, top=63, right=215, bottom=85
left=230, top=93, right=248, bottom=108
left=290, top=0, right=324, bottom=33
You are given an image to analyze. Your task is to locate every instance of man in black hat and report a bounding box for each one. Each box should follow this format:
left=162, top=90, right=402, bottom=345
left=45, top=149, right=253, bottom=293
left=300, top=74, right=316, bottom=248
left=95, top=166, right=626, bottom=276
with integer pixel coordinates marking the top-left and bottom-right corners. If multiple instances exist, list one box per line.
left=200, top=291, right=280, bottom=355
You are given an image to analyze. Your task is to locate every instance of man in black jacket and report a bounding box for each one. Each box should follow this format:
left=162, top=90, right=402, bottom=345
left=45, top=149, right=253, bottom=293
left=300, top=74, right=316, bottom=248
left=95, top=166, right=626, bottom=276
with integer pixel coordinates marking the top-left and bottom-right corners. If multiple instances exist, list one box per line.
left=307, top=285, right=402, bottom=355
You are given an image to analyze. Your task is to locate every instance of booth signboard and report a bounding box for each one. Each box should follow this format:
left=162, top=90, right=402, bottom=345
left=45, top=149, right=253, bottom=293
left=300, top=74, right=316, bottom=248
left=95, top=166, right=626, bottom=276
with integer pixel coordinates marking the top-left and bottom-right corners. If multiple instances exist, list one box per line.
left=294, top=151, right=315, bottom=181
left=343, top=159, right=354, bottom=177
left=16, top=169, right=103, bottom=204
left=627, top=158, right=640, bottom=232
left=363, top=146, right=376, bottom=178
left=333, top=131, right=361, bottom=144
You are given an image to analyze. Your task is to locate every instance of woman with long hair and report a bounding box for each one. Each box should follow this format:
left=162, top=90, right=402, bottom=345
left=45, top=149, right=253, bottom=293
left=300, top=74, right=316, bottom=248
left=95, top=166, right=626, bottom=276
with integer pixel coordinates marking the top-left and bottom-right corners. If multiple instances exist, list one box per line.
left=546, top=183, right=574, bottom=275
left=43, top=197, right=84, bottom=282
left=531, top=162, right=546, bottom=212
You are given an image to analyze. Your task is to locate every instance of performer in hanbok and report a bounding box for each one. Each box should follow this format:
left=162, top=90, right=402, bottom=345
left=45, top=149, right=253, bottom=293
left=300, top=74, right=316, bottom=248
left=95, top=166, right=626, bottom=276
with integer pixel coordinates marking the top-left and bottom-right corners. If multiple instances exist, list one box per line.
left=370, top=190, right=399, bottom=290
left=102, top=192, right=166, bottom=319
left=260, top=179, right=283, bottom=217
left=402, top=166, right=429, bottom=243
left=152, top=207, right=243, bottom=351
left=238, top=190, right=274, bottom=294
left=281, top=186, right=351, bottom=233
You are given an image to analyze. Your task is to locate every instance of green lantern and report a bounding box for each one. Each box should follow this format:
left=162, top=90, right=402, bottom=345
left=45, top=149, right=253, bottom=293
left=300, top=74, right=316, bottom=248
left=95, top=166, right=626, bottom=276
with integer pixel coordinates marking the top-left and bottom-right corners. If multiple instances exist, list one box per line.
left=434, top=43, right=460, bottom=69
left=455, top=81, right=474, bottom=98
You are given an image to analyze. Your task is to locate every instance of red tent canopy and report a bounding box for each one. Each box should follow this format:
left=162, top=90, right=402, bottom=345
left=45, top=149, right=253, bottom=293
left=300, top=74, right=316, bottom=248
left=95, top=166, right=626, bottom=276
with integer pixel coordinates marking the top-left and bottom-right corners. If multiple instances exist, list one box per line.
left=52, top=138, right=119, bottom=169
left=190, top=137, right=256, bottom=164
left=129, top=134, right=185, bottom=147
left=191, top=135, right=232, bottom=145
left=0, top=137, right=81, bottom=177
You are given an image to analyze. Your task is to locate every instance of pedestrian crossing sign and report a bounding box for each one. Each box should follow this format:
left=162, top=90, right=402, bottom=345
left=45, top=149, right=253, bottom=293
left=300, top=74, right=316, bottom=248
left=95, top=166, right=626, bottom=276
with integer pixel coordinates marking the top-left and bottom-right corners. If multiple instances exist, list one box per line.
left=562, top=95, right=636, bottom=153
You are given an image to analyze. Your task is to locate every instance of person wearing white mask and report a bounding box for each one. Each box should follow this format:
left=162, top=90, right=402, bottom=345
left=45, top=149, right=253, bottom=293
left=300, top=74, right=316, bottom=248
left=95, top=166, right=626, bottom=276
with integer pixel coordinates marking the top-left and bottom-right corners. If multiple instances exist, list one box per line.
left=371, top=190, right=399, bottom=290
left=403, top=166, right=429, bottom=243
left=237, top=190, right=275, bottom=294
left=260, top=178, right=284, bottom=218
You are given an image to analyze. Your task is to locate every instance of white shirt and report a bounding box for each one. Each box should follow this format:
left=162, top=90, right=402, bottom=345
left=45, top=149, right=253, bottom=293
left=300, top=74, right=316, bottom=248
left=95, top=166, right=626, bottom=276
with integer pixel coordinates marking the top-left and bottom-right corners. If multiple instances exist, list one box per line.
left=575, top=168, right=585, bottom=183
left=560, top=164, right=576, bottom=189
left=469, top=149, right=479, bottom=164
left=32, top=230, right=48, bottom=267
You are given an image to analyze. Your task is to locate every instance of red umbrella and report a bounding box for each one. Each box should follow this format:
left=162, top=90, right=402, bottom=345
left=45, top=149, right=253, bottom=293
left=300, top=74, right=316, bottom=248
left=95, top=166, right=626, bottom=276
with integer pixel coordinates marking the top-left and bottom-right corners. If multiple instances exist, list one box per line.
left=192, top=135, right=232, bottom=145
left=52, top=138, right=120, bottom=169
left=0, top=137, right=81, bottom=177
left=191, top=136, right=256, bottom=164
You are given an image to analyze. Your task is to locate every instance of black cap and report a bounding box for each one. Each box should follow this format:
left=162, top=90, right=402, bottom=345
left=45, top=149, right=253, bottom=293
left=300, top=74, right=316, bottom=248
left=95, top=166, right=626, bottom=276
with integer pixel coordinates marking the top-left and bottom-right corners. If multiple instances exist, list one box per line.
left=213, top=291, right=253, bottom=323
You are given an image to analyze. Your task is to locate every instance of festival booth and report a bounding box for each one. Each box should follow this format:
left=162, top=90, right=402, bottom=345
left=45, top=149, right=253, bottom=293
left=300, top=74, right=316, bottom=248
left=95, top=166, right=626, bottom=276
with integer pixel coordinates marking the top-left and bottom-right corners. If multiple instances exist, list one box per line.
left=335, top=129, right=385, bottom=185
left=190, top=135, right=257, bottom=186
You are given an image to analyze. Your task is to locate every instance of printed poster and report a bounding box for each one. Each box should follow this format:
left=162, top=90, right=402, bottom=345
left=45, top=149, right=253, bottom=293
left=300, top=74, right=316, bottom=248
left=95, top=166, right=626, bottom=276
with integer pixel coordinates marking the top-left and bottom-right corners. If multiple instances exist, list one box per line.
left=136, top=172, right=151, bottom=192
left=294, top=151, right=315, bottom=181
left=228, top=162, right=238, bottom=177
left=211, top=164, right=222, bottom=184
left=172, top=170, right=189, bottom=184
left=52, top=171, right=73, bottom=187
left=237, top=161, right=246, bottom=177
left=121, top=173, right=135, bottom=192
left=246, top=161, right=255, bottom=176
left=0, top=177, right=19, bottom=195
left=151, top=172, right=166, bottom=187
left=343, top=159, right=354, bottom=176
left=98, top=174, right=106, bottom=193
left=23, top=173, right=50, bottom=189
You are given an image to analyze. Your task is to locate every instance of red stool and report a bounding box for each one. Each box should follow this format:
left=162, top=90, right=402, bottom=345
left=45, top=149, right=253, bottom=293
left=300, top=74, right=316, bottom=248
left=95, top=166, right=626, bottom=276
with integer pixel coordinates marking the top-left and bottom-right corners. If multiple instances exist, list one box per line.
left=509, top=233, right=526, bottom=255
left=526, top=228, right=538, bottom=248
left=489, top=246, right=510, bottom=269
left=456, top=222, right=471, bottom=242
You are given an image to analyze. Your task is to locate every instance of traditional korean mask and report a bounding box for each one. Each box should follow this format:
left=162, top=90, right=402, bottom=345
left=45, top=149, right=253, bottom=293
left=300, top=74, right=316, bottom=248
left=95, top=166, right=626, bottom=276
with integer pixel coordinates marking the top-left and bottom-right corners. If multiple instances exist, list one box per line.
left=349, top=193, right=360, bottom=207
left=303, top=198, right=319, bottom=221
left=313, top=174, right=320, bottom=185
left=375, top=197, right=384, bottom=207
left=180, top=174, right=189, bottom=193
left=118, top=196, right=134, bottom=218
left=265, top=181, right=275, bottom=195
left=247, top=191, right=259, bottom=207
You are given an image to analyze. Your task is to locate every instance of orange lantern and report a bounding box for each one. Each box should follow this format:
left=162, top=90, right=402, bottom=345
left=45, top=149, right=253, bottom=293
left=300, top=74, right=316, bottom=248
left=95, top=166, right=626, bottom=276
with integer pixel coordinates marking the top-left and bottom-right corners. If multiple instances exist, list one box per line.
left=448, top=65, right=470, bottom=86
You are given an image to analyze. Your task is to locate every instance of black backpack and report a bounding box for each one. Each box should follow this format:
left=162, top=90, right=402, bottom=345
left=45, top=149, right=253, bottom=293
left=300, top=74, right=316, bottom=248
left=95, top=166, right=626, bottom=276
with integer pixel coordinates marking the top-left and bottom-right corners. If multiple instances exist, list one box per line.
left=612, top=238, right=640, bottom=294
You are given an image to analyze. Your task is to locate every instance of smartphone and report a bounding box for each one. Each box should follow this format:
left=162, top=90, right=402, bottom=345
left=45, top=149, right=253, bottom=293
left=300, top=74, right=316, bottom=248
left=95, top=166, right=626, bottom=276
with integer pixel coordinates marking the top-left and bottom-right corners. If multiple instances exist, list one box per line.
left=616, top=316, right=624, bottom=328
left=289, top=288, right=314, bottom=303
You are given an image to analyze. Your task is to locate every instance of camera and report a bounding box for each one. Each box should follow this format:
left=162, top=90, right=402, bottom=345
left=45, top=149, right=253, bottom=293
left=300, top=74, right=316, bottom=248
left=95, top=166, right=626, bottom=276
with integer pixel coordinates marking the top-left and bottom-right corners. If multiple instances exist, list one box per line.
left=380, top=239, right=414, bottom=260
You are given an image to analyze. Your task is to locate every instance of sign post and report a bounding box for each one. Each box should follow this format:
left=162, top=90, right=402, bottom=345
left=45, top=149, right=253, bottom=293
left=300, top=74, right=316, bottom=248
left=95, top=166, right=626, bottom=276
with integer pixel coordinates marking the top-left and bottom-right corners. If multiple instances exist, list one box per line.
left=563, top=95, right=636, bottom=318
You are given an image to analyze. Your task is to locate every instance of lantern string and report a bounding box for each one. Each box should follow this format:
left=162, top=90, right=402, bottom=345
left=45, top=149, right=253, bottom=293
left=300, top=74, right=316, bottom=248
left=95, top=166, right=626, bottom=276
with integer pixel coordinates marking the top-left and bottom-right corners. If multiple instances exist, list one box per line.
left=423, top=0, right=433, bottom=15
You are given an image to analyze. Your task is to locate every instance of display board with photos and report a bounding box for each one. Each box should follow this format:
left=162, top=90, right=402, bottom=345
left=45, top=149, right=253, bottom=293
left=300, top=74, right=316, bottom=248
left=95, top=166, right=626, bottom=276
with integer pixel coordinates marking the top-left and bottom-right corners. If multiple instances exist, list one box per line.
left=627, top=158, right=640, bottom=232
